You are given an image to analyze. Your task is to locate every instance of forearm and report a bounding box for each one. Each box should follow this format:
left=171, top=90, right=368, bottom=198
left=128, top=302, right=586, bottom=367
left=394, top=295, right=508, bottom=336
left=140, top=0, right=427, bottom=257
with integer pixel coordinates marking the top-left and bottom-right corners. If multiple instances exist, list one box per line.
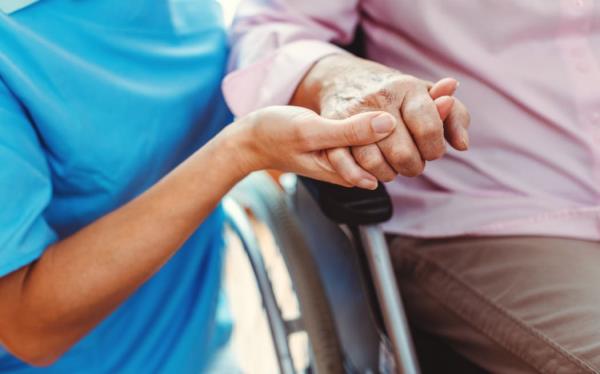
left=0, top=122, right=251, bottom=365
left=0, top=102, right=400, bottom=366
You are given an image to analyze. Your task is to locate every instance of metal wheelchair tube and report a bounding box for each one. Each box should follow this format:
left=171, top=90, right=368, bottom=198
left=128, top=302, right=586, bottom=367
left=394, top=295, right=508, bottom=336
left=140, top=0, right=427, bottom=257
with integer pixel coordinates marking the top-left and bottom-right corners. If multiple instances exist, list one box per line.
left=222, top=198, right=296, bottom=374
left=360, top=225, right=420, bottom=374
left=299, top=177, right=420, bottom=373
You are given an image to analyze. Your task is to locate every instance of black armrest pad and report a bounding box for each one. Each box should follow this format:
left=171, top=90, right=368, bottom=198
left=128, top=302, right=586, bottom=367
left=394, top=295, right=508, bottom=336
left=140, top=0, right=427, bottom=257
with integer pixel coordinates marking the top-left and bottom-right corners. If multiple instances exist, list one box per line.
left=299, top=177, right=393, bottom=225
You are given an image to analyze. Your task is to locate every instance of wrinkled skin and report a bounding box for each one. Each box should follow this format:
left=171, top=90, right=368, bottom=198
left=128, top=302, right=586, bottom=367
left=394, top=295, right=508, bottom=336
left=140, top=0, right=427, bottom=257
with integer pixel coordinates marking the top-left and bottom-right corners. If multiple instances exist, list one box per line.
left=293, top=54, right=471, bottom=184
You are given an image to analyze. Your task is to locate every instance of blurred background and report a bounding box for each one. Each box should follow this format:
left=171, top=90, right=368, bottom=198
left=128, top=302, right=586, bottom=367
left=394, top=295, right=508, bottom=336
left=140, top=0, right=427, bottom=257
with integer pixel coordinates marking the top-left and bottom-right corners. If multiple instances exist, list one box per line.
left=219, top=0, right=241, bottom=27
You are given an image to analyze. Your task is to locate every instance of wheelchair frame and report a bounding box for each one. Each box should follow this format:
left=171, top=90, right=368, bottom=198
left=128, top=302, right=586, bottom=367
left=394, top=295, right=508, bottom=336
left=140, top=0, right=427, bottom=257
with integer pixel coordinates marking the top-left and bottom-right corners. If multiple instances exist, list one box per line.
left=224, top=172, right=419, bottom=374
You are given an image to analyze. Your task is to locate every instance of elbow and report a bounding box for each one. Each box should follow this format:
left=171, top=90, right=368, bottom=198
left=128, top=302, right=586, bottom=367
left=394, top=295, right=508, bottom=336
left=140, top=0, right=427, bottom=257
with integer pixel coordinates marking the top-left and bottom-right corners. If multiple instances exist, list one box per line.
left=14, top=347, right=62, bottom=367
left=0, top=266, right=71, bottom=366
left=2, top=329, right=66, bottom=367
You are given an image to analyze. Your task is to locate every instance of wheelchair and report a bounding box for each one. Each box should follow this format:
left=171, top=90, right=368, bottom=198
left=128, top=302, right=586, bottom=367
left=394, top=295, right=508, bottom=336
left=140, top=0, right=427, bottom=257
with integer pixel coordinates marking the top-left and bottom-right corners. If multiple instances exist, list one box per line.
left=224, top=172, right=420, bottom=374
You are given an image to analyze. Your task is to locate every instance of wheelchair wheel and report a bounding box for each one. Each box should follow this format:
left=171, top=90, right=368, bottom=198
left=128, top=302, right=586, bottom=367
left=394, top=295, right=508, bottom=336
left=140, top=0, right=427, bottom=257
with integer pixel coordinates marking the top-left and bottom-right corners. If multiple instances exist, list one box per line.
left=270, top=194, right=345, bottom=373
left=230, top=173, right=345, bottom=374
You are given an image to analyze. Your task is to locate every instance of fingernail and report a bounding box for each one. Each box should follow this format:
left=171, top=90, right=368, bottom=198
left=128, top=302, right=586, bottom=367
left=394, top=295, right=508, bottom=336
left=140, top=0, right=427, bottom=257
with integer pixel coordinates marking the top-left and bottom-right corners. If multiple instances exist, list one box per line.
left=449, top=80, right=460, bottom=96
left=461, top=128, right=469, bottom=149
left=371, top=113, right=395, bottom=134
left=358, top=178, right=378, bottom=190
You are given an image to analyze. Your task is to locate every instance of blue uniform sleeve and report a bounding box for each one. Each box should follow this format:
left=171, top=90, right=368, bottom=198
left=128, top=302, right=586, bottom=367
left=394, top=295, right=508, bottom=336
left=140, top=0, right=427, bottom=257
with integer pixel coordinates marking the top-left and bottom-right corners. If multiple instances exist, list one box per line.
left=0, top=80, right=57, bottom=277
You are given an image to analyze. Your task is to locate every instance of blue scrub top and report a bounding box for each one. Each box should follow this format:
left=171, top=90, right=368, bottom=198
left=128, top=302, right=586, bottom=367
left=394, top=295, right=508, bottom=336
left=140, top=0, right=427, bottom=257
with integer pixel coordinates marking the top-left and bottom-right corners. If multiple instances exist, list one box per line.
left=0, top=0, right=233, bottom=372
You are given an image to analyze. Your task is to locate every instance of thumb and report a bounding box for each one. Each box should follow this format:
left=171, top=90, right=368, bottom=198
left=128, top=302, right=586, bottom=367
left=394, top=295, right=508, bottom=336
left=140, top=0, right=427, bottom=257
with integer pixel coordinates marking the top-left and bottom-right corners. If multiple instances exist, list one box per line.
left=309, top=111, right=396, bottom=149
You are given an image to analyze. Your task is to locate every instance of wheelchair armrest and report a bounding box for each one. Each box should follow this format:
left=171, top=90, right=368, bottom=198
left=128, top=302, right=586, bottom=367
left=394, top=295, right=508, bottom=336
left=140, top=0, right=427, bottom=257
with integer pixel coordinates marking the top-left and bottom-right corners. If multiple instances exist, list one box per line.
left=299, top=177, right=393, bottom=226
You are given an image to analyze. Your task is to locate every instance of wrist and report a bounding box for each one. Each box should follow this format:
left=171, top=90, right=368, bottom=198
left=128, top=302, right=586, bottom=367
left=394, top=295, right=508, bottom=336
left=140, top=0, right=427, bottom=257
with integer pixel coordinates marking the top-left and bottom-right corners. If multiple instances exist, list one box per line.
left=291, top=53, right=353, bottom=113
left=211, top=114, right=262, bottom=180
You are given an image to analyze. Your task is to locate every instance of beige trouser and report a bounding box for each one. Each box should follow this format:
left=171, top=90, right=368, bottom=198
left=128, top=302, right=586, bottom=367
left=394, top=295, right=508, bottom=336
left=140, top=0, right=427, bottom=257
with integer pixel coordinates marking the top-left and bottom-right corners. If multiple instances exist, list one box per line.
left=390, top=236, right=600, bottom=374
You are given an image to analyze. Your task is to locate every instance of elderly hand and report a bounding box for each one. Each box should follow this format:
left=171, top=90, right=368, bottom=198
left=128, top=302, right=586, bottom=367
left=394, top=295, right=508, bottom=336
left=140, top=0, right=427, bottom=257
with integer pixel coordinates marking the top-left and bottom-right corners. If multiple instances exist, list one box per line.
left=230, top=106, right=397, bottom=189
left=292, top=54, right=471, bottom=183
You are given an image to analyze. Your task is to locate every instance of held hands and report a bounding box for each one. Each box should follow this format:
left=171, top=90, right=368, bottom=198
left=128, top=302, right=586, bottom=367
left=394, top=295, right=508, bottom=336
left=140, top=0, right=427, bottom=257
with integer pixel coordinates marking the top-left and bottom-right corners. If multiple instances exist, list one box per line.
left=227, top=55, right=471, bottom=191
left=292, top=54, right=471, bottom=184
left=230, top=106, right=397, bottom=189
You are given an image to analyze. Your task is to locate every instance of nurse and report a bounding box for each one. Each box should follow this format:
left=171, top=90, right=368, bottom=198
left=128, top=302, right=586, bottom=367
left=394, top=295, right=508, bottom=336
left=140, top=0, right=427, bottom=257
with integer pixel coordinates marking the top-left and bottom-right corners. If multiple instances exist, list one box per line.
left=0, top=0, right=399, bottom=372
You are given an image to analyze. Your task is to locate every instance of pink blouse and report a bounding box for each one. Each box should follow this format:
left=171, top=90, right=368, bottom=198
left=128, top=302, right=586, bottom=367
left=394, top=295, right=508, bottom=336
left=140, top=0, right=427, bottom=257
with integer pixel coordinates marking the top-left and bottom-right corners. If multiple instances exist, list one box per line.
left=224, top=0, right=600, bottom=240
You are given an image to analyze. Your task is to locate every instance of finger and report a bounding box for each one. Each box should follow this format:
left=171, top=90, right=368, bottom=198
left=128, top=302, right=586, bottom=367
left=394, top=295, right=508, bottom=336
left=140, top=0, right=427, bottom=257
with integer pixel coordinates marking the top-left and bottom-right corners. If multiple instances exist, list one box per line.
left=376, top=113, right=425, bottom=177
left=322, top=175, right=354, bottom=188
left=300, top=152, right=354, bottom=188
left=351, top=144, right=397, bottom=182
left=444, top=99, right=471, bottom=151
left=429, top=77, right=459, bottom=99
left=435, top=96, right=455, bottom=121
left=327, top=148, right=378, bottom=190
left=306, top=111, right=396, bottom=150
left=401, top=86, right=446, bottom=161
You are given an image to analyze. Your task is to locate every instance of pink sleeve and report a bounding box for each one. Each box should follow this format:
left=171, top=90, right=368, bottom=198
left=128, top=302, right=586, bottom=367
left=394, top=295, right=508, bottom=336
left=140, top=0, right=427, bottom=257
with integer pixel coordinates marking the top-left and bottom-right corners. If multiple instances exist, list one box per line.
left=223, top=0, right=360, bottom=116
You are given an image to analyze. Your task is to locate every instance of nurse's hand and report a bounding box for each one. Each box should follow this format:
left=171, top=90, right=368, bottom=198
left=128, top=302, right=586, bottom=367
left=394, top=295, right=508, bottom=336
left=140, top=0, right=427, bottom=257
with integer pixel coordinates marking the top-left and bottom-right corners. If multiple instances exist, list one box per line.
left=229, top=106, right=397, bottom=190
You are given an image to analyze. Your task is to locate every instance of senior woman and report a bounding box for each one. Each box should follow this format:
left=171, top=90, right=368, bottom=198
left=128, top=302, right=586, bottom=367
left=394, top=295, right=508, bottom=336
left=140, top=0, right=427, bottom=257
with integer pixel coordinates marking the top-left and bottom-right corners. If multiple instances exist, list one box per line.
left=0, top=0, right=419, bottom=372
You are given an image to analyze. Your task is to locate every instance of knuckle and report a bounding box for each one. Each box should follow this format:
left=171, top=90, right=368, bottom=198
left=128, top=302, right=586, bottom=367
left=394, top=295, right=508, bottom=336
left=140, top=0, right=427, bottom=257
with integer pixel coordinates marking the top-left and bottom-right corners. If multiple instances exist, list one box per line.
left=380, top=172, right=397, bottom=183
left=345, top=171, right=363, bottom=186
left=404, top=97, right=428, bottom=115
left=423, top=147, right=445, bottom=161
left=401, top=160, right=425, bottom=177
left=361, top=83, right=406, bottom=108
left=390, top=75, right=419, bottom=91
left=432, top=146, right=446, bottom=160
left=402, top=109, right=428, bottom=129
left=415, top=160, right=426, bottom=174
left=335, top=179, right=352, bottom=188
left=327, top=149, right=345, bottom=168
left=373, top=88, right=398, bottom=106
left=414, top=123, right=441, bottom=140
left=388, top=146, right=415, bottom=167
left=357, top=92, right=385, bottom=109
left=355, top=149, right=381, bottom=170
left=388, top=146, right=425, bottom=176
left=363, top=157, right=381, bottom=171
